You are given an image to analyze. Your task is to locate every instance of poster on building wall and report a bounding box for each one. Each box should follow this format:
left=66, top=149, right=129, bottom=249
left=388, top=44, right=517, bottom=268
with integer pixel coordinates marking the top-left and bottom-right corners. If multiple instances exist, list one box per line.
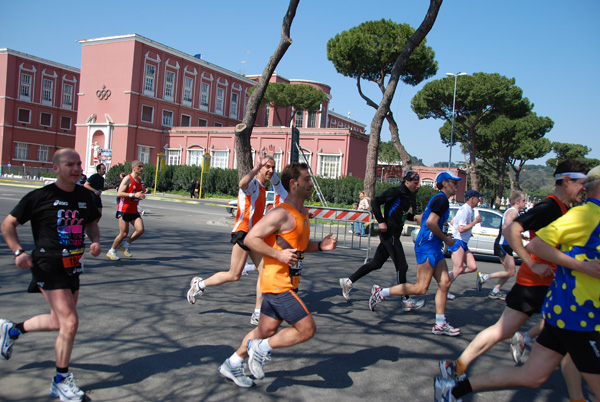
left=99, top=149, right=112, bottom=163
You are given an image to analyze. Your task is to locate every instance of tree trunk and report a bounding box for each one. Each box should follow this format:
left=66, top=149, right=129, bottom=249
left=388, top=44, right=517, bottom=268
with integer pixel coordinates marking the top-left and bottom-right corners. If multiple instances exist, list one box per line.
left=387, top=111, right=412, bottom=171
left=235, top=0, right=299, bottom=179
left=363, top=0, right=443, bottom=198
left=356, top=78, right=412, bottom=174
left=467, top=126, right=479, bottom=190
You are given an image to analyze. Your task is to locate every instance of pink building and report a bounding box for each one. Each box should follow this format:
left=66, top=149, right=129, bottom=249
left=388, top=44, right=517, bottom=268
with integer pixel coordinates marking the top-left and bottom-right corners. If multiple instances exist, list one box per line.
left=0, top=49, right=79, bottom=169
left=75, top=34, right=369, bottom=178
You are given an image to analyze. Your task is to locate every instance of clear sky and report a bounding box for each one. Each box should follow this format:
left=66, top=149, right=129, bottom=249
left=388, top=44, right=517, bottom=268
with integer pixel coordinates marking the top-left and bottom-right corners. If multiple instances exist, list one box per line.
left=2, top=0, right=598, bottom=166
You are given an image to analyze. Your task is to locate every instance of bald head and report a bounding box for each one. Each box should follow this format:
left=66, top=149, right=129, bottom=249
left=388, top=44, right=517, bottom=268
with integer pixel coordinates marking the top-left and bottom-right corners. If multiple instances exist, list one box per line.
left=53, top=148, right=80, bottom=166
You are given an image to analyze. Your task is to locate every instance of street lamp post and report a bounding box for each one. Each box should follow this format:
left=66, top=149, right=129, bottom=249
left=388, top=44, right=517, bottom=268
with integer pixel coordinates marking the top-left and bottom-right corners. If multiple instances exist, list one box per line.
left=446, top=72, right=467, bottom=169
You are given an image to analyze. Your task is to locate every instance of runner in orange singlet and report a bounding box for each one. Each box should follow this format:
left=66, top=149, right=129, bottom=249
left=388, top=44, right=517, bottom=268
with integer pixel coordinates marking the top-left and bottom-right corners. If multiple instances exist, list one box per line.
left=186, top=146, right=277, bottom=324
left=217, top=162, right=337, bottom=387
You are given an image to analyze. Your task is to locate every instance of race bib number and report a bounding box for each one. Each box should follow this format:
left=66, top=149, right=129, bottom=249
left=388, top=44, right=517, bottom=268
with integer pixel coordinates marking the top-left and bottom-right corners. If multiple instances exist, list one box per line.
left=62, top=248, right=84, bottom=275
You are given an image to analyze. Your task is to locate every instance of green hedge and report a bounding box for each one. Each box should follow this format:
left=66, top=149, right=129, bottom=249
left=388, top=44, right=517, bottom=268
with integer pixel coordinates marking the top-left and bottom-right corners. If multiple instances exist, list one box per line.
left=105, top=163, right=437, bottom=213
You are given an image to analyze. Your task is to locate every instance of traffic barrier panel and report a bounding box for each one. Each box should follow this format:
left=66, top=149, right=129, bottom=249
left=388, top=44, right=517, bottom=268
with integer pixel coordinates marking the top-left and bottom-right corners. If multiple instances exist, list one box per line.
left=307, top=206, right=374, bottom=262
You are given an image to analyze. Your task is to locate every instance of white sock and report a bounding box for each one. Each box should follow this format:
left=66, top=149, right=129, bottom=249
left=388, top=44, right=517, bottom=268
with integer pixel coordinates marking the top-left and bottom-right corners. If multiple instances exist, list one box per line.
left=243, top=263, right=256, bottom=273
left=121, top=241, right=130, bottom=249
left=228, top=352, right=244, bottom=366
left=523, top=332, right=532, bottom=345
left=198, top=280, right=206, bottom=290
left=482, top=273, right=490, bottom=282
left=491, top=288, right=500, bottom=294
left=109, top=248, right=116, bottom=253
left=436, top=314, right=446, bottom=326
left=380, top=288, right=391, bottom=298
left=258, top=339, right=272, bottom=353
left=254, top=308, right=260, bottom=315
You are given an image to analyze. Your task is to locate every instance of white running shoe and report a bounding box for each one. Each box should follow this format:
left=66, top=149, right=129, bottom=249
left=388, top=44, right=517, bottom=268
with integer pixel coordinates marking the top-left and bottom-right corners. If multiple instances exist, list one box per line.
left=434, top=377, right=461, bottom=402
left=476, top=272, right=485, bottom=292
left=339, top=278, right=353, bottom=301
left=510, top=331, right=526, bottom=364
left=250, top=312, right=260, bottom=326
left=0, top=319, right=18, bottom=360
left=369, top=284, right=384, bottom=311
left=219, top=359, right=254, bottom=388
left=186, top=276, right=204, bottom=305
left=106, top=250, right=120, bottom=261
left=432, top=322, right=461, bottom=336
left=49, top=373, right=85, bottom=401
left=446, top=292, right=456, bottom=300
left=401, top=296, right=425, bottom=312
left=119, top=245, right=132, bottom=257
left=247, top=339, right=271, bottom=380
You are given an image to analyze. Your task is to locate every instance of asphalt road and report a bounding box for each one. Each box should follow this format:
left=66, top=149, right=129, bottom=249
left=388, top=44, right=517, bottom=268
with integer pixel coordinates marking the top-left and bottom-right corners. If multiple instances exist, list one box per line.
left=0, top=181, right=582, bottom=401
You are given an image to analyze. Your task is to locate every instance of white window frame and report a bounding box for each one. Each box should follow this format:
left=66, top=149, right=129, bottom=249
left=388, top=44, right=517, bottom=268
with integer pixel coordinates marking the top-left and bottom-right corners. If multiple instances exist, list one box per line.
left=144, top=63, right=157, bottom=96
left=295, top=110, right=304, bottom=128
left=38, top=145, right=50, bottom=162
left=60, top=115, right=72, bottom=130
left=200, top=82, right=210, bottom=109
left=183, top=76, right=194, bottom=106
left=40, top=112, right=52, bottom=127
left=298, top=147, right=312, bottom=167
left=216, top=87, right=225, bottom=115
left=138, top=146, right=150, bottom=164
left=273, top=152, right=283, bottom=172
left=317, top=153, right=342, bottom=178
left=229, top=92, right=239, bottom=119
left=166, top=148, right=182, bottom=166
left=141, top=105, right=154, bottom=123
left=162, top=110, right=173, bottom=127
left=264, top=104, right=270, bottom=126
left=164, top=70, right=175, bottom=101
left=42, top=78, right=54, bottom=105
left=308, top=111, right=317, bottom=128
left=62, top=83, right=73, bottom=109
left=20, top=73, right=32, bottom=101
left=15, top=142, right=28, bottom=160
left=17, top=108, right=31, bottom=124
left=187, top=148, right=205, bottom=167
left=180, top=114, right=191, bottom=127
left=210, top=149, right=229, bottom=169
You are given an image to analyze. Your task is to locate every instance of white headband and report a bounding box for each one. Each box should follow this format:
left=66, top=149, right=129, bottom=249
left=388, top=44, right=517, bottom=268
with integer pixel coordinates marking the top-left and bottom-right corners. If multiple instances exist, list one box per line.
left=554, top=172, right=587, bottom=180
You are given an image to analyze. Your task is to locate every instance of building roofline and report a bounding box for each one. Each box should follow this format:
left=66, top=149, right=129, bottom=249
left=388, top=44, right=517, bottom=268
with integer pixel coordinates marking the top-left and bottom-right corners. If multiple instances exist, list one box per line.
left=77, top=34, right=257, bottom=85
left=328, top=110, right=367, bottom=128
left=0, top=48, right=80, bottom=73
left=288, top=78, right=331, bottom=90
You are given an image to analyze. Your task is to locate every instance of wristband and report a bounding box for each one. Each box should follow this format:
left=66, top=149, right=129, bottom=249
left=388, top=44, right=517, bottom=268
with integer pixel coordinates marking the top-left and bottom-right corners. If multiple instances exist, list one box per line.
left=318, top=241, right=323, bottom=252
left=129, top=193, right=134, bottom=198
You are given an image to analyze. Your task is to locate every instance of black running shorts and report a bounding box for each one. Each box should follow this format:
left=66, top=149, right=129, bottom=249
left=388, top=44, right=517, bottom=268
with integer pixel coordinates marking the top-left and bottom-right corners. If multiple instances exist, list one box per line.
left=505, top=283, right=548, bottom=316
left=116, top=211, right=141, bottom=222
left=536, top=323, right=600, bottom=374
left=230, top=231, right=251, bottom=252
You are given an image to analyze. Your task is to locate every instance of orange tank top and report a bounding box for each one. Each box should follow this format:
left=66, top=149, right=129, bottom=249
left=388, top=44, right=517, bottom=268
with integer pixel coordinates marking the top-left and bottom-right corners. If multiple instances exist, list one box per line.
left=260, top=203, right=310, bottom=294
left=516, top=194, right=567, bottom=287
left=232, top=178, right=266, bottom=233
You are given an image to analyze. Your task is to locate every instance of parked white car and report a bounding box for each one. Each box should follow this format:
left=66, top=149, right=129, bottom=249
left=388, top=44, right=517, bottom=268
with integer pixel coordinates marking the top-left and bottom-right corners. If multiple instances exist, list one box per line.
left=411, top=205, right=504, bottom=256
left=226, top=190, right=276, bottom=216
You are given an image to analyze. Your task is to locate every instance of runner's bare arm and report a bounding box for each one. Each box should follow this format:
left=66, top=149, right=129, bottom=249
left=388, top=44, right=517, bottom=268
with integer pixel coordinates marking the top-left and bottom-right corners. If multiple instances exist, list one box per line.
left=244, top=207, right=298, bottom=265
left=1, top=214, right=33, bottom=269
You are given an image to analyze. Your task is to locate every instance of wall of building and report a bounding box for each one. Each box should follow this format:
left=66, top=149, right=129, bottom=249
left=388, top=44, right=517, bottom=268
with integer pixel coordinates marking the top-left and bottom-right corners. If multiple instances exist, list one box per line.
left=0, top=49, right=79, bottom=169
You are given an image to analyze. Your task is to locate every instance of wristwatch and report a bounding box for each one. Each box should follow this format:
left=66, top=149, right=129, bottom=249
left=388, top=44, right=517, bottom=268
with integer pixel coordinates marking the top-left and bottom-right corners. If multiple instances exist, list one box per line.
left=14, top=249, right=25, bottom=257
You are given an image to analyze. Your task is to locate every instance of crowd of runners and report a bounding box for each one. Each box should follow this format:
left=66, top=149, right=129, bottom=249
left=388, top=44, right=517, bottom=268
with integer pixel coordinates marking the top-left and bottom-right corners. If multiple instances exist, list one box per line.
left=0, top=148, right=597, bottom=401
